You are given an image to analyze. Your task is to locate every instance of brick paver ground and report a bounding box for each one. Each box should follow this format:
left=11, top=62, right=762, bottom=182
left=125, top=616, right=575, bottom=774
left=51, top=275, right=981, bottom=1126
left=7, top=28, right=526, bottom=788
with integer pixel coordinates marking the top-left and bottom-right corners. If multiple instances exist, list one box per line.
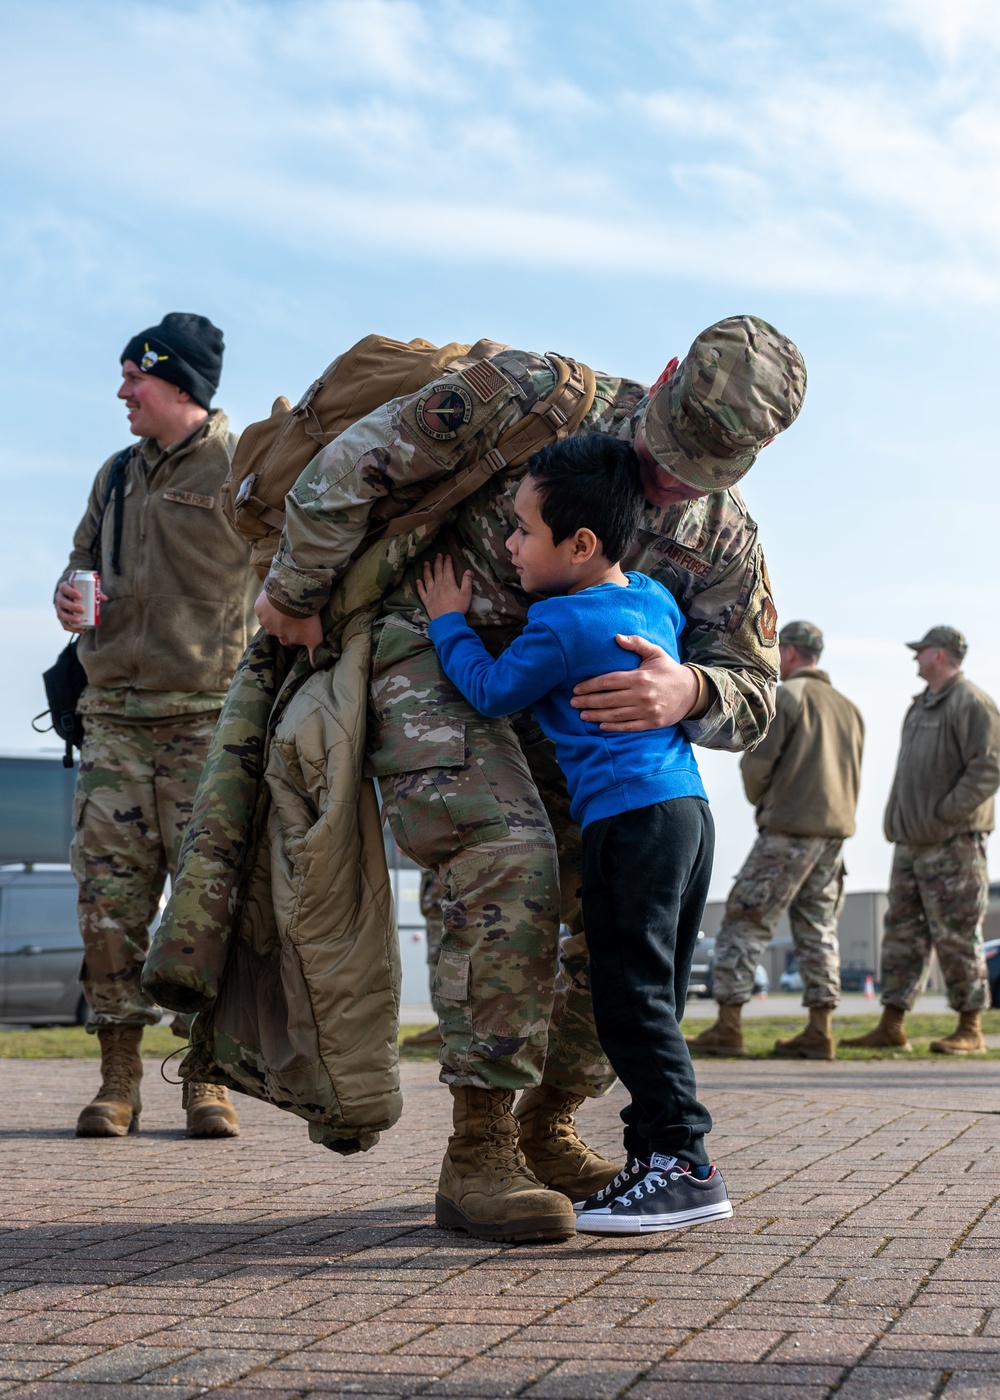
left=1, top=1057, right=998, bottom=1398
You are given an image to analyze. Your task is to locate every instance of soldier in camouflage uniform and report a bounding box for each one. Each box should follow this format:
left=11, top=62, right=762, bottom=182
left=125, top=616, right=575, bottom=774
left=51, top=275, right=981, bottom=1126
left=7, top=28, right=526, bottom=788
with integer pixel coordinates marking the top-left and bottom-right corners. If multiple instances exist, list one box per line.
left=55, top=313, right=256, bottom=1139
left=687, top=621, right=864, bottom=1061
left=843, top=627, right=1000, bottom=1056
left=255, top=316, right=807, bottom=1240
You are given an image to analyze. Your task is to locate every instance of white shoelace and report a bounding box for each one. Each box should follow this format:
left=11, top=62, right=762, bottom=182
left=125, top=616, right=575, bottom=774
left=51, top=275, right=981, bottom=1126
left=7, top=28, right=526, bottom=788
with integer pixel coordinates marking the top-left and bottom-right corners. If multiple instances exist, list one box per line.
left=614, top=1156, right=693, bottom=1207
left=590, top=1159, right=645, bottom=1205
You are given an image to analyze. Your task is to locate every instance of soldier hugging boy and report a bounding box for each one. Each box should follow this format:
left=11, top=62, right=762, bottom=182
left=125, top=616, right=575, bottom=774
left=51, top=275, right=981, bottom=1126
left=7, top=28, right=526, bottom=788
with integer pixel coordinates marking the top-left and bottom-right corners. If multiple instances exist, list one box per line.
left=417, top=434, right=733, bottom=1235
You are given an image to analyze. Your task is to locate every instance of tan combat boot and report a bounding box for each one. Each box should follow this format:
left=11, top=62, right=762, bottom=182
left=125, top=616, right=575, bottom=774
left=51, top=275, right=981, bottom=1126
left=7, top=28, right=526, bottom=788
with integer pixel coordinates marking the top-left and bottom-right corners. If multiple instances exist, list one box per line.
left=685, top=1002, right=746, bottom=1057
left=930, top=1010, right=986, bottom=1055
left=515, top=1085, right=620, bottom=1203
left=436, top=1086, right=577, bottom=1242
left=772, top=1007, right=836, bottom=1061
left=76, top=1025, right=144, bottom=1137
left=401, top=1024, right=444, bottom=1049
left=183, top=1081, right=240, bottom=1138
left=839, top=1005, right=911, bottom=1051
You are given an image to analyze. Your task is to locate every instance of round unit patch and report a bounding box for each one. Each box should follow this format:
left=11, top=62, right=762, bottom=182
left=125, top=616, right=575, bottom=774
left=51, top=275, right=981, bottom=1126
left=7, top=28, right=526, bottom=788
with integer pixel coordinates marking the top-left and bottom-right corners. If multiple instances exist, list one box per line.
left=415, top=384, right=473, bottom=441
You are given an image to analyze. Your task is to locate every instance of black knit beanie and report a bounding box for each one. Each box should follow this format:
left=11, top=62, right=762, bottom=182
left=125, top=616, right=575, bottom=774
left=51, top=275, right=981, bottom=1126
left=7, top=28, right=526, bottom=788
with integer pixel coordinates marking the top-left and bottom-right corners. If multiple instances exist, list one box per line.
left=121, top=312, right=224, bottom=409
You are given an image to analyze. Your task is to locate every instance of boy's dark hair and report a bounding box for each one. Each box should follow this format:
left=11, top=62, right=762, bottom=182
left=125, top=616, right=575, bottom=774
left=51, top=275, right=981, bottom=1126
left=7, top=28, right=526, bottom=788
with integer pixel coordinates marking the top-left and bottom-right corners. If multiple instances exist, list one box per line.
left=526, top=434, right=645, bottom=564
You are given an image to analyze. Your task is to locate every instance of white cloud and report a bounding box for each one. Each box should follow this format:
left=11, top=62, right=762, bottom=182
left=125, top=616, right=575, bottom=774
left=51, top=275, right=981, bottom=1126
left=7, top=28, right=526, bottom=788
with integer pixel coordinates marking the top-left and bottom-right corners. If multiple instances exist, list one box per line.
left=884, top=0, right=1000, bottom=63
left=2, top=0, right=1000, bottom=304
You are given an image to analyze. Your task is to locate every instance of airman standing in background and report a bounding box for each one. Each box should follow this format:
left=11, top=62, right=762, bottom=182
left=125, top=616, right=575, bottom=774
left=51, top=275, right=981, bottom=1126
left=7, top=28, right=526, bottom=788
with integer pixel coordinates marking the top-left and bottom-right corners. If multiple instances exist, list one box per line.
left=842, top=627, right=999, bottom=1055
left=687, top=621, right=864, bottom=1061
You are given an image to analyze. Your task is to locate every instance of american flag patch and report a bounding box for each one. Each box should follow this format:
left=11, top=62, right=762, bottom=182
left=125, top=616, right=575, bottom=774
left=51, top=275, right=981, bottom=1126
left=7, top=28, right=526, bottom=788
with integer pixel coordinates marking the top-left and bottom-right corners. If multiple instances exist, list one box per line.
left=460, top=359, right=513, bottom=404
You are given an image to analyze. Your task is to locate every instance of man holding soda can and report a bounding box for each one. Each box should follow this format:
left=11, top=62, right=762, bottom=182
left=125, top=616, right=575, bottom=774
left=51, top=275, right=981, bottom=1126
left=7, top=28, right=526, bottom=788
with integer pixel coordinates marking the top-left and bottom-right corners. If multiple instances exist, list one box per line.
left=54, top=312, right=256, bottom=1140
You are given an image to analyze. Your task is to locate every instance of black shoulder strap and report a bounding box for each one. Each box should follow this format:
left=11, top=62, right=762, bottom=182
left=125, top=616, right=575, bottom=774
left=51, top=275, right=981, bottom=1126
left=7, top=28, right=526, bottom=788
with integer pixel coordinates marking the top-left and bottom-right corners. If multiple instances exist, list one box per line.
left=89, top=447, right=131, bottom=574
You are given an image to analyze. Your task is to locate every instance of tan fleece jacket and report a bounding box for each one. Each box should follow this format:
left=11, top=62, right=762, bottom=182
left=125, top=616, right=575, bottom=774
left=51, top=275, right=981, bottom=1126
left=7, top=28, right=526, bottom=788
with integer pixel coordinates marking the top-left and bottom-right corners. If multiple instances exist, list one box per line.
left=883, top=673, right=1000, bottom=846
left=740, top=668, right=864, bottom=839
left=60, top=411, right=256, bottom=696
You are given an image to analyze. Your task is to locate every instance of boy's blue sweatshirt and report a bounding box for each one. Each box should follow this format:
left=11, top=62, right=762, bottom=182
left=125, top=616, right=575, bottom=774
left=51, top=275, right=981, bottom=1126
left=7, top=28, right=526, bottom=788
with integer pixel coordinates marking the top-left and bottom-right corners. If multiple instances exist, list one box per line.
left=427, top=572, right=706, bottom=829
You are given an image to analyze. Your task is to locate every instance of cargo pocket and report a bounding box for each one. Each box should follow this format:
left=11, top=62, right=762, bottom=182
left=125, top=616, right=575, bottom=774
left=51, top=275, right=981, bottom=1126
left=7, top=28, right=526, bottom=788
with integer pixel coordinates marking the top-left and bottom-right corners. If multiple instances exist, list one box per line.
left=368, top=713, right=510, bottom=870
left=435, top=948, right=470, bottom=1004
left=69, top=789, right=88, bottom=882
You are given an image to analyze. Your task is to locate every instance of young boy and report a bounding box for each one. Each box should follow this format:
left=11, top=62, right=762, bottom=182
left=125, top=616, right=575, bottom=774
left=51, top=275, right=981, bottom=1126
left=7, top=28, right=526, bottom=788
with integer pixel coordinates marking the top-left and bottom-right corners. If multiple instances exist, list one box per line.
left=416, top=433, right=733, bottom=1234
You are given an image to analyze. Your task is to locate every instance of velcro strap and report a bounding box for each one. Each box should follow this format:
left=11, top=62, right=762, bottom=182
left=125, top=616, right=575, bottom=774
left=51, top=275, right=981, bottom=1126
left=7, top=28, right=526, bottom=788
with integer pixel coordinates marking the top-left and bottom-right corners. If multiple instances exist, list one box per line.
left=235, top=492, right=287, bottom=532
left=532, top=400, right=568, bottom=430
left=379, top=447, right=509, bottom=540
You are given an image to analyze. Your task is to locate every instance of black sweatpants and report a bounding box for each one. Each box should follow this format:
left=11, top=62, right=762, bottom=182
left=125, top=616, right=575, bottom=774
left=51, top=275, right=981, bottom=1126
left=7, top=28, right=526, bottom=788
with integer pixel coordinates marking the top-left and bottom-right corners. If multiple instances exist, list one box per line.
left=581, top=796, right=715, bottom=1166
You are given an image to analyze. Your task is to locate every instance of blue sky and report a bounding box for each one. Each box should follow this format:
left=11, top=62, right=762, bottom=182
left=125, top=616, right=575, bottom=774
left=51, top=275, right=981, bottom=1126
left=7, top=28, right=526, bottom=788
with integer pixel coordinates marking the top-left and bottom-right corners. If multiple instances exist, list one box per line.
left=2, top=0, right=999, bottom=896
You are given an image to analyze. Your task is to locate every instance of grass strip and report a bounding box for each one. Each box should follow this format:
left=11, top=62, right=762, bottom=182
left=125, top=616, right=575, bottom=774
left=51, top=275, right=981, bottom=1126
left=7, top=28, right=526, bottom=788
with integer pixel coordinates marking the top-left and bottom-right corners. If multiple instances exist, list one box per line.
left=2, top=1012, right=996, bottom=1062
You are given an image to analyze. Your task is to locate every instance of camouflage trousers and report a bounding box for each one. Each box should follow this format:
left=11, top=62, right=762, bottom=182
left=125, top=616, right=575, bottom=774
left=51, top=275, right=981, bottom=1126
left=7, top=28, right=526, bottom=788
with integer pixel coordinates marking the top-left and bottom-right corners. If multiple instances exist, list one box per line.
left=70, top=713, right=218, bottom=1029
left=713, top=830, right=845, bottom=1008
left=881, top=834, right=990, bottom=1013
left=369, top=620, right=611, bottom=1096
left=419, top=867, right=445, bottom=977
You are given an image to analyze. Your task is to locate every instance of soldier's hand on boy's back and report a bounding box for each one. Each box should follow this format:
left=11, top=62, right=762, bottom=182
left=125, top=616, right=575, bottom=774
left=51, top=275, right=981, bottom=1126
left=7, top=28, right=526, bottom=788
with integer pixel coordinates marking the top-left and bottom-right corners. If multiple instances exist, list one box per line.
left=416, top=554, right=474, bottom=620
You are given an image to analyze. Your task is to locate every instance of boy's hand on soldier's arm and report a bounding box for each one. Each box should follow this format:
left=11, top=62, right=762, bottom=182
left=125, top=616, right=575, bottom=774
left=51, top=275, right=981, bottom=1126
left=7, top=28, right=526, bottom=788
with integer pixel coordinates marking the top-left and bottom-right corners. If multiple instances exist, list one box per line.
left=416, top=554, right=474, bottom=620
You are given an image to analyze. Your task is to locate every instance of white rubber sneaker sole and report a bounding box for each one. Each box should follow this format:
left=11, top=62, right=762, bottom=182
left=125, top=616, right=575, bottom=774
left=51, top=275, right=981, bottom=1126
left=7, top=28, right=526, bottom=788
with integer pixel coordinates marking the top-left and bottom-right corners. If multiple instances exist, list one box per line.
left=576, top=1199, right=734, bottom=1234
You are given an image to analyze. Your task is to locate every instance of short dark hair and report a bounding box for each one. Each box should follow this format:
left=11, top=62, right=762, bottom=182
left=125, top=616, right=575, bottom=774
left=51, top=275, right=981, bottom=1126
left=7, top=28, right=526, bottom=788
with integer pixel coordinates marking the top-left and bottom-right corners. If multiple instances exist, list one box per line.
left=526, top=434, right=644, bottom=565
left=792, top=644, right=821, bottom=665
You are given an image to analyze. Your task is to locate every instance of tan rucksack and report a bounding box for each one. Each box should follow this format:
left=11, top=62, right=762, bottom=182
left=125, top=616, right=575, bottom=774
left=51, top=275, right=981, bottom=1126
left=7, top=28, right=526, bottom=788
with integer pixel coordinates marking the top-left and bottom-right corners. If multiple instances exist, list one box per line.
left=222, top=334, right=596, bottom=579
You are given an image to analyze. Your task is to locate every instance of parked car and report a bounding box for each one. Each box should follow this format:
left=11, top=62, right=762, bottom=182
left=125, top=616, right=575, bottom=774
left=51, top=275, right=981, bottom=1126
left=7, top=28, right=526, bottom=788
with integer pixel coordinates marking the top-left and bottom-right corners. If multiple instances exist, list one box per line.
left=697, top=936, right=769, bottom=998
left=839, top=966, right=878, bottom=993
left=0, top=865, right=85, bottom=1025
left=779, top=959, right=803, bottom=993
left=688, top=931, right=715, bottom=998
left=985, top=938, right=1000, bottom=1008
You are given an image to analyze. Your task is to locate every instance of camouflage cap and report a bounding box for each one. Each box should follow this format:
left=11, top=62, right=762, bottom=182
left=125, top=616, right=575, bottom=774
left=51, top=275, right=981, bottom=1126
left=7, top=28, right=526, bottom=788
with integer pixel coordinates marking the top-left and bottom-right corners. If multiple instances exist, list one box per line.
left=906, top=626, right=967, bottom=659
left=641, top=315, right=807, bottom=492
left=779, top=620, right=824, bottom=654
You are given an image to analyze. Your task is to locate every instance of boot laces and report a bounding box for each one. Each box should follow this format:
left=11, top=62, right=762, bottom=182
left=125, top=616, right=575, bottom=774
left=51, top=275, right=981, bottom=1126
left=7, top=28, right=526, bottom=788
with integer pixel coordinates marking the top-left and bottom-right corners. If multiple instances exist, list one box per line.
left=481, top=1095, right=528, bottom=1179
left=99, top=1030, right=139, bottom=1099
left=539, top=1096, right=590, bottom=1161
left=187, top=1082, right=229, bottom=1105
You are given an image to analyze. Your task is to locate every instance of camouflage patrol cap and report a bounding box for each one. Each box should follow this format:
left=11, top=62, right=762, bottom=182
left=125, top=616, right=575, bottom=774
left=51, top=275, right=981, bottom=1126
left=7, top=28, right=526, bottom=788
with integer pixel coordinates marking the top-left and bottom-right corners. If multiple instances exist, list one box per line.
left=779, top=620, right=824, bottom=654
left=906, top=626, right=967, bottom=659
left=641, top=315, right=807, bottom=492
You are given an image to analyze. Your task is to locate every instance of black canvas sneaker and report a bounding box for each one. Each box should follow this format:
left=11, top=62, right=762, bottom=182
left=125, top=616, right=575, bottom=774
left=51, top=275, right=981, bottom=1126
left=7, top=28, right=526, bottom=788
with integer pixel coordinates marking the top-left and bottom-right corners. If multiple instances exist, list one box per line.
left=573, top=1157, right=649, bottom=1215
left=575, top=1153, right=733, bottom=1234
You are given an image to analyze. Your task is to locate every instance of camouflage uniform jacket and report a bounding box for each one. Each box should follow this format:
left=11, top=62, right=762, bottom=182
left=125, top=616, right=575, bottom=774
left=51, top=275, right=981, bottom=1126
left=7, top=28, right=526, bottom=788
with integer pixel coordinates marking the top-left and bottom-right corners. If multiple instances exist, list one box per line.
left=60, top=411, right=257, bottom=700
left=264, top=348, right=778, bottom=750
left=740, top=669, right=864, bottom=838
left=883, top=674, right=1000, bottom=845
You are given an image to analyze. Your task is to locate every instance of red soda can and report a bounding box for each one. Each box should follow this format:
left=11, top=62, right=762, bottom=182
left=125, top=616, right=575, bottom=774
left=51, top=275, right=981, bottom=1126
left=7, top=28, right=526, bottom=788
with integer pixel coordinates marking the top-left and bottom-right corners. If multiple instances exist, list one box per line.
left=69, top=570, right=100, bottom=627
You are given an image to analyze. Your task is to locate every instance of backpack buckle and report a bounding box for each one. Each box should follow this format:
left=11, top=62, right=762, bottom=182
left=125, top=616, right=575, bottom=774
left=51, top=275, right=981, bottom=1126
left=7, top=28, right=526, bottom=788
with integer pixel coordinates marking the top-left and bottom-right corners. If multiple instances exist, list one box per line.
left=235, top=474, right=258, bottom=510
left=533, top=401, right=568, bottom=431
